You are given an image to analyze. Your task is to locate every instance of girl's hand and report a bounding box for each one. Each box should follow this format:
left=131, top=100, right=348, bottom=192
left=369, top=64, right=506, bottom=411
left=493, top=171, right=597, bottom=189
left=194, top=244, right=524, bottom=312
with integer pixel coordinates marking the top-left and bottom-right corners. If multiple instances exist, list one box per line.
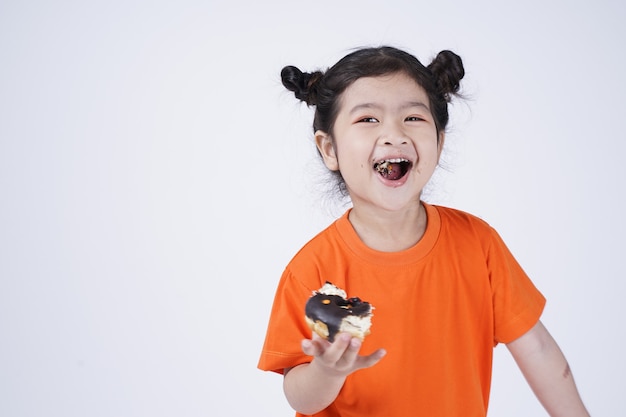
left=301, top=332, right=386, bottom=378
left=284, top=333, right=386, bottom=414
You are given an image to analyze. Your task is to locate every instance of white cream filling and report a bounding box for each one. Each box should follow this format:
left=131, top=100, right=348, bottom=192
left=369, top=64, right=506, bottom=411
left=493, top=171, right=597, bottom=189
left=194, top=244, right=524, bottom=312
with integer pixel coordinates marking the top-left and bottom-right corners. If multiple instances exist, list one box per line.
left=340, top=315, right=372, bottom=338
left=316, top=282, right=347, bottom=298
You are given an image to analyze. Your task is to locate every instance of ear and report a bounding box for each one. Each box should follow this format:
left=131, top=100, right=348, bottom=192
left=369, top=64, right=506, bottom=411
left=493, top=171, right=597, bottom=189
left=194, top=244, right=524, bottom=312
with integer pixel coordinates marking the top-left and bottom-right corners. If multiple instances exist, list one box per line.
left=315, top=130, right=339, bottom=171
left=437, top=132, right=445, bottom=159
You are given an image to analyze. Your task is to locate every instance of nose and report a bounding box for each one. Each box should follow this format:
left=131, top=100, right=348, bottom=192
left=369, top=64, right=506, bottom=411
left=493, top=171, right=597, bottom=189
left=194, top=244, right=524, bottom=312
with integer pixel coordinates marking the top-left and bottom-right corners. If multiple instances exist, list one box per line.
left=380, top=123, right=408, bottom=145
left=383, top=137, right=408, bottom=145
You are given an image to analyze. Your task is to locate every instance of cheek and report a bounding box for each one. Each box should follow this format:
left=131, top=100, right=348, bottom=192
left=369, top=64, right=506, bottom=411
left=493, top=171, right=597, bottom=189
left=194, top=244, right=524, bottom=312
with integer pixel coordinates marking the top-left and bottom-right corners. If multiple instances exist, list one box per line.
left=418, top=143, right=441, bottom=168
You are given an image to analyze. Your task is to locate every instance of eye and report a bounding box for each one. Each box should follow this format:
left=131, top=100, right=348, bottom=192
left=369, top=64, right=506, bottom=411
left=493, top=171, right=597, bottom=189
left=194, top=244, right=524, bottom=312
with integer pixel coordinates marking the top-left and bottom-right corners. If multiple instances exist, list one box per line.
left=405, top=116, right=425, bottom=122
left=357, top=117, right=379, bottom=123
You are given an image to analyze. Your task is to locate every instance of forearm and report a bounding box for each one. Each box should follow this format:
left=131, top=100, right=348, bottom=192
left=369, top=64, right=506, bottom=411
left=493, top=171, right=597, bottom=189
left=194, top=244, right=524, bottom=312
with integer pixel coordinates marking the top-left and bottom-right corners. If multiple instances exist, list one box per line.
left=283, top=362, right=346, bottom=415
left=507, top=321, right=590, bottom=417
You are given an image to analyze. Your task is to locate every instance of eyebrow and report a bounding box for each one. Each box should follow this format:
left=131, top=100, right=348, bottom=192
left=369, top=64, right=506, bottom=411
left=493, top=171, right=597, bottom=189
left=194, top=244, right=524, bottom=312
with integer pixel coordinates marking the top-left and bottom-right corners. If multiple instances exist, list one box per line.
left=348, top=101, right=431, bottom=115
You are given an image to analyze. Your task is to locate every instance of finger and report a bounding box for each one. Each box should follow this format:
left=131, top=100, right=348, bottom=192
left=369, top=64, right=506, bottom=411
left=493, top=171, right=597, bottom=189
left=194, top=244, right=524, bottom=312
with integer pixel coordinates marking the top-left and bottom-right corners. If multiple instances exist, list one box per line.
left=323, top=333, right=353, bottom=363
left=302, top=338, right=326, bottom=357
left=356, top=348, right=387, bottom=369
left=337, top=336, right=362, bottom=367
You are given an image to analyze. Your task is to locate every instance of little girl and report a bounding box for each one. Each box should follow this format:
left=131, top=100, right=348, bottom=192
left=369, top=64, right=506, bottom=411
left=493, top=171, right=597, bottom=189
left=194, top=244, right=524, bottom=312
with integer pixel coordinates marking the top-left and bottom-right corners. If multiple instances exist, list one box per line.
left=258, top=46, right=589, bottom=417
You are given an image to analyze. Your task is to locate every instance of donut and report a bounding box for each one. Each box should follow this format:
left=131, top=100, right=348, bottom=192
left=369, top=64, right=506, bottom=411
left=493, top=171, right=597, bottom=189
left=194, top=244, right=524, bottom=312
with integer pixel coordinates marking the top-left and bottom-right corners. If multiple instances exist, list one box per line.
left=304, top=282, right=373, bottom=342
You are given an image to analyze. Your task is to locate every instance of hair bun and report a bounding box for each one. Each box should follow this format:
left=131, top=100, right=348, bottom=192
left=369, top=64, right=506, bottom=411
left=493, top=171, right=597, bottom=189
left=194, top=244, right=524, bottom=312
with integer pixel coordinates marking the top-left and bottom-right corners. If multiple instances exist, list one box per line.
left=427, top=50, right=465, bottom=101
left=281, top=65, right=323, bottom=106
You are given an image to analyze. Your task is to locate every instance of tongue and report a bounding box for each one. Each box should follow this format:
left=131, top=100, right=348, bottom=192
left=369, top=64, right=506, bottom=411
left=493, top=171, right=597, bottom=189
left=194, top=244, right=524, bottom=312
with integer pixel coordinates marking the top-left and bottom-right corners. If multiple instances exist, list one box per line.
left=383, top=163, right=403, bottom=180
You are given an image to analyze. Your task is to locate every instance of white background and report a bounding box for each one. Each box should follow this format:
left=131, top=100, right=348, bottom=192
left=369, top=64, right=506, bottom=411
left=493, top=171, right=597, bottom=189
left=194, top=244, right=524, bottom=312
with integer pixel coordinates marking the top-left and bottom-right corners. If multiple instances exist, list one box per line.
left=1, top=0, right=624, bottom=416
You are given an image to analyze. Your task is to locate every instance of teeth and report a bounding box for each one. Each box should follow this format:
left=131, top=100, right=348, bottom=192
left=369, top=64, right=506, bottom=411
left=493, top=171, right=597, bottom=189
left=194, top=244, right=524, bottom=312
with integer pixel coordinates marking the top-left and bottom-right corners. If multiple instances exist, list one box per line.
left=375, top=158, right=409, bottom=165
left=374, top=158, right=409, bottom=169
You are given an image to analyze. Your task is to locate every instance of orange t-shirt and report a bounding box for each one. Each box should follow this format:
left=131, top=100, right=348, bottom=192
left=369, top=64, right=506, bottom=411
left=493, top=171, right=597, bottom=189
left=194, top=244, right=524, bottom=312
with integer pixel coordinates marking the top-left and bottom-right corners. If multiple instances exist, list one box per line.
left=258, top=203, right=545, bottom=417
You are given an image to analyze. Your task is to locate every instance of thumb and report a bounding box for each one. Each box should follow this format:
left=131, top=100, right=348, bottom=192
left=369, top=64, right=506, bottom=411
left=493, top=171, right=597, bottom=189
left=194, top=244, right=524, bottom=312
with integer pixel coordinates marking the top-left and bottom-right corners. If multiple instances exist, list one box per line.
left=357, top=348, right=387, bottom=369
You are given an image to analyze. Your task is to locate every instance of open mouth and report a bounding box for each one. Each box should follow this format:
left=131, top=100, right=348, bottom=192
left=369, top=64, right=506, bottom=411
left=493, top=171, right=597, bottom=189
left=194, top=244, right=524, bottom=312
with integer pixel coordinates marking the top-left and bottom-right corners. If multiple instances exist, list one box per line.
left=373, top=158, right=412, bottom=181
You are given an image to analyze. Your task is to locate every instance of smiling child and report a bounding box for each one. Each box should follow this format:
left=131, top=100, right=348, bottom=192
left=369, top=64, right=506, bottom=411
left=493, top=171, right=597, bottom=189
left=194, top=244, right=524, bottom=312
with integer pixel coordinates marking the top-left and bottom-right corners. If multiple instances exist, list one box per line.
left=258, top=46, right=590, bottom=417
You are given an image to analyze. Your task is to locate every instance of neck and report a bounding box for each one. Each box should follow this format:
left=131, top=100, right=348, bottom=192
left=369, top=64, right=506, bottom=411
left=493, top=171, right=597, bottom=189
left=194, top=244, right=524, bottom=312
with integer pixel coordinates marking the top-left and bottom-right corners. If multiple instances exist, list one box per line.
left=348, top=201, right=427, bottom=252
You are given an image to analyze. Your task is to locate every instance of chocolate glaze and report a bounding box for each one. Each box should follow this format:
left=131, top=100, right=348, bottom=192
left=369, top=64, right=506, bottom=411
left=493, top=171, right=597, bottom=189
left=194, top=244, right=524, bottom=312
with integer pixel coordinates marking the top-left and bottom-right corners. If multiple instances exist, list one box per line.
left=305, top=291, right=371, bottom=342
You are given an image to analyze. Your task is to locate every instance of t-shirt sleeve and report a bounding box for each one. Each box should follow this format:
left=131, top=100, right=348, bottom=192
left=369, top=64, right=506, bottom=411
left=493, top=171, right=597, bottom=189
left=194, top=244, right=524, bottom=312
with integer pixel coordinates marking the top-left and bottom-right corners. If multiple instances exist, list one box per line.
left=257, top=268, right=315, bottom=374
left=487, top=227, right=546, bottom=344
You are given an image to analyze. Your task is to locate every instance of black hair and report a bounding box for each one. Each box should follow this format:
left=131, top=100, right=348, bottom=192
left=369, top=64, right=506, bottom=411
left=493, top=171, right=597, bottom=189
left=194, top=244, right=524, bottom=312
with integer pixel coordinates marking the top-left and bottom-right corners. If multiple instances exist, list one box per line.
left=282, top=46, right=464, bottom=135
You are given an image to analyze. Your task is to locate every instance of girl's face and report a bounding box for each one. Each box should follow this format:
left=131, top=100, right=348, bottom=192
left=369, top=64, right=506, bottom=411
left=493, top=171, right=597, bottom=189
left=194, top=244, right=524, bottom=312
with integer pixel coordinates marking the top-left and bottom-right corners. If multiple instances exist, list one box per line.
left=315, top=72, right=443, bottom=213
